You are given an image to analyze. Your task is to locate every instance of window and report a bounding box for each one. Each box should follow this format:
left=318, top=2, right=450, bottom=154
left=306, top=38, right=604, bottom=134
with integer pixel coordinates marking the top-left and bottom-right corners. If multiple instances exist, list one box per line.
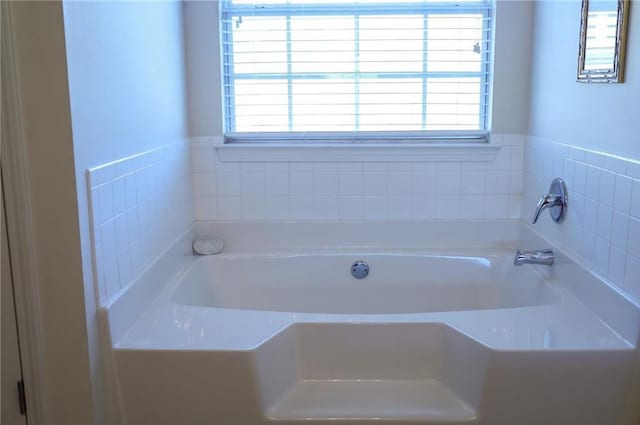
left=221, top=0, right=493, bottom=142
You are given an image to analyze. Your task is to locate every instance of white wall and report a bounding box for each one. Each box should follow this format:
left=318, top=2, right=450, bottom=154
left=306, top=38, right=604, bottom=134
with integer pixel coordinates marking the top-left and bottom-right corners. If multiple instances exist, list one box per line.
left=185, top=0, right=534, bottom=137
left=9, top=2, right=96, bottom=424
left=529, top=0, right=640, bottom=160
left=61, top=1, right=191, bottom=423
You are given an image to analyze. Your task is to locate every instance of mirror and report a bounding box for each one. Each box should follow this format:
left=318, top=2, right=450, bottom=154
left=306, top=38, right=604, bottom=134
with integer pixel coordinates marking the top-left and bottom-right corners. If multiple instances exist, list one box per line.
left=577, top=0, right=630, bottom=83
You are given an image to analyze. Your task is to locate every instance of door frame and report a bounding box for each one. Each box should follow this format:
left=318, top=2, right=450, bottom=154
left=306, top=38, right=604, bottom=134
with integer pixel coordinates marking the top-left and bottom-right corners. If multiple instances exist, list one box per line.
left=1, top=3, right=51, bottom=424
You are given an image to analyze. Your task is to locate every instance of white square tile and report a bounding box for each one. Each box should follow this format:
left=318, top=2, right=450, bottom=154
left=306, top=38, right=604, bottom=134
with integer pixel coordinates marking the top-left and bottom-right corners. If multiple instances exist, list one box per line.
left=437, top=170, right=462, bottom=195
left=216, top=172, right=241, bottom=196
left=610, top=211, right=629, bottom=250
left=265, top=171, right=290, bottom=196
left=266, top=197, right=290, bottom=219
left=290, top=172, right=314, bottom=196
left=339, top=172, right=364, bottom=196
left=129, top=242, right=144, bottom=279
left=217, top=197, right=242, bottom=220
left=581, top=231, right=597, bottom=263
left=608, top=245, right=626, bottom=286
left=460, top=195, right=485, bottom=219
left=485, top=171, right=510, bottom=195
left=461, top=170, right=486, bottom=194
left=387, top=196, right=412, bottom=219
left=511, top=146, right=524, bottom=170
left=573, top=162, right=587, bottom=194
left=100, top=220, right=116, bottom=261
left=491, top=146, right=511, bottom=170
left=388, top=172, right=412, bottom=195
left=595, top=236, right=610, bottom=274
left=598, top=171, right=615, bottom=207
left=117, top=249, right=132, bottom=289
left=628, top=217, right=640, bottom=258
left=437, top=195, right=461, bottom=219
left=412, top=171, right=437, bottom=195
left=112, top=178, right=126, bottom=215
left=568, top=193, right=585, bottom=227
left=363, top=196, right=387, bottom=220
left=241, top=172, right=265, bottom=196
left=411, top=195, right=436, bottom=219
left=614, top=175, right=632, bottom=213
left=290, top=196, right=315, bottom=219
left=584, top=198, right=598, bottom=230
left=509, top=171, right=523, bottom=194
left=241, top=196, right=266, bottom=220
left=126, top=209, right=139, bottom=244
left=193, top=173, right=216, bottom=197
left=316, top=172, right=339, bottom=196
left=508, top=195, right=522, bottom=219
left=596, top=204, right=612, bottom=241
left=484, top=195, right=508, bottom=219
left=338, top=197, right=363, bottom=220
left=195, top=196, right=217, bottom=220
left=316, top=196, right=339, bottom=220
left=623, top=254, right=640, bottom=302
left=585, top=166, right=600, bottom=201
left=114, top=213, right=129, bottom=251
left=563, top=159, right=576, bottom=186
left=363, top=172, right=387, bottom=196
left=124, top=173, right=137, bottom=208
left=98, top=184, right=114, bottom=224
left=631, top=179, right=640, bottom=219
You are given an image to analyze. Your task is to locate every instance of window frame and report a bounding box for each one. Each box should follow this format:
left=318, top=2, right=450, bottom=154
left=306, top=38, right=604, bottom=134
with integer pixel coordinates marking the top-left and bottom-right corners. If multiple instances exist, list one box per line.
left=220, top=0, right=494, bottom=144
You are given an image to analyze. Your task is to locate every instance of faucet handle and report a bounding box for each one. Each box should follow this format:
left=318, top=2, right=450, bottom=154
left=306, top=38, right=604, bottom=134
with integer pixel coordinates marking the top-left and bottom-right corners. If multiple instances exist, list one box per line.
left=532, top=178, right=568, bottom=224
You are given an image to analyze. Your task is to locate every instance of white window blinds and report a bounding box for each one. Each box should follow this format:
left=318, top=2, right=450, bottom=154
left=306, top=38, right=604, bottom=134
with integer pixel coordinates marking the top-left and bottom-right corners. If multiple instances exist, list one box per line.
left=221, top=0, right=493, bottom=142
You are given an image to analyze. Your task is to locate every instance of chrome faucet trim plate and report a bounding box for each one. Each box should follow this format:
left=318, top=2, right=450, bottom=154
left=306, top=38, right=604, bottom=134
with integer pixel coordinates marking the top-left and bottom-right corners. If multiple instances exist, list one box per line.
left=532, top=178, right=568, bottom=224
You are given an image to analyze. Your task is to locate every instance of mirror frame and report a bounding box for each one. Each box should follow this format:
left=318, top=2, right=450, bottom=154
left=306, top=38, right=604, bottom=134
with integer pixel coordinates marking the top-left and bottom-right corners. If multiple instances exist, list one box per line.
left=577, top=0, right=631, bottom=83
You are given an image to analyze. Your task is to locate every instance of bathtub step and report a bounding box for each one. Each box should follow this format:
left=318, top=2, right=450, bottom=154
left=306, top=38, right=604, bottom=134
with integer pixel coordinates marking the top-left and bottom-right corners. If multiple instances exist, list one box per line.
left=267, top=379, right=476, bottom=422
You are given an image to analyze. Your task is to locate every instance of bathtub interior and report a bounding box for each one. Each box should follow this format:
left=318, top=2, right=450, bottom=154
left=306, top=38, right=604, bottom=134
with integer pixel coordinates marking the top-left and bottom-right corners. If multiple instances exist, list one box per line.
left=171, top=251, right=561, bottom=314
left=103, top=220, right=640, bottom=425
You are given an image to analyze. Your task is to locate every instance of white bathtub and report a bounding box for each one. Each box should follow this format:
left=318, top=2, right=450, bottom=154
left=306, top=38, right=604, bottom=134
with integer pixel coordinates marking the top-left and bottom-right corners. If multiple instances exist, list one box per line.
left=172, top=252, right=560, bottom=314
left=105, top=221, right=640, bottom=425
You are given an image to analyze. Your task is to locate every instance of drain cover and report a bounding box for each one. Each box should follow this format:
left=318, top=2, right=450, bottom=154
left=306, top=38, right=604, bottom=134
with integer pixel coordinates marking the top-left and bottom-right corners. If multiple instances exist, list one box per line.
left=351, top=260, right=369, bottom=279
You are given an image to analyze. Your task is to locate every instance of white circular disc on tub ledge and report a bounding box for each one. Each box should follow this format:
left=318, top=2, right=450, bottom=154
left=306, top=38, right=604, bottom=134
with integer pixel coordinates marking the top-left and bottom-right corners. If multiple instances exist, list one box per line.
left=193, top=237, right=224, bottom=255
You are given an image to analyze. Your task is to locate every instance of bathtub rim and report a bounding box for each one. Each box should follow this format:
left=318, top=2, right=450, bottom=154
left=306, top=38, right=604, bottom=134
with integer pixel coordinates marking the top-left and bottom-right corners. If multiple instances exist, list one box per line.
left=105, top=219, right=640, bottom=349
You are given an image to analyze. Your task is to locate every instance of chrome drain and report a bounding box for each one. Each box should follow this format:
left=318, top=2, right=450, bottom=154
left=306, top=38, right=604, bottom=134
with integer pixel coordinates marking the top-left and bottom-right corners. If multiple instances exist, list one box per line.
left=351, top=260, right=369, bottom=279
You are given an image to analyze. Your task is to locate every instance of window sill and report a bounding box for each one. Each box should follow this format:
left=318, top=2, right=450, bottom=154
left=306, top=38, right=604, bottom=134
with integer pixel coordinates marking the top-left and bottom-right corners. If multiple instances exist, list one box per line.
left=215, top=143, right=501, bottom=162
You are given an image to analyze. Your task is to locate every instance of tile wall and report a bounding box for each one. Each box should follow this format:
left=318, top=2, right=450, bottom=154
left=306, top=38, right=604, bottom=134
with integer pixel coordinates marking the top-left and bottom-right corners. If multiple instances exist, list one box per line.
left=524, top=136, right=640, bottom=303
left=87, top=140, right=193, bottom=306
left=192, top=135, right=525, bottom=221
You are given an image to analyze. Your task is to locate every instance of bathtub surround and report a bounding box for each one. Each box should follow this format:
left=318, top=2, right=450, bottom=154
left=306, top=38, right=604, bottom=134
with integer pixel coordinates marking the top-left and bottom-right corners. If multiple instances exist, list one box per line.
left=524, top=136, right=640, bottom=306
left=192, top=135, right=525, bottom=221
left=106, top=220, right=639, bottom=425
left=87, top=140, right=192, bottom=306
